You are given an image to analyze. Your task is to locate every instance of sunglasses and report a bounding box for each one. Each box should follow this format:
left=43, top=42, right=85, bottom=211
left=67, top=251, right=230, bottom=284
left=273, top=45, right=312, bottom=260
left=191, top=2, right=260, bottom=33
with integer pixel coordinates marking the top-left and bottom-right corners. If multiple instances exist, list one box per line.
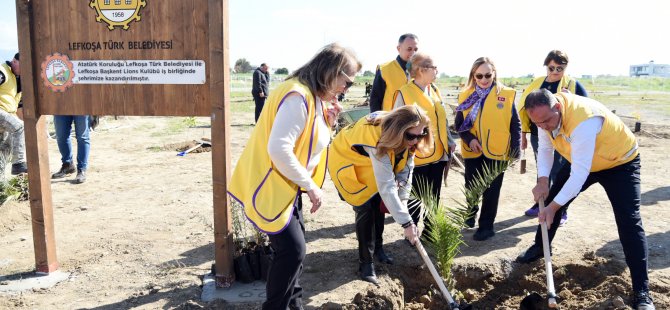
left=475, top=73, right=493, bottom=80
left=340, top=70, right=355, bottom=89
left=547, top=66, right=565, bottom=73
left=404, top=128, right=429, bottom=141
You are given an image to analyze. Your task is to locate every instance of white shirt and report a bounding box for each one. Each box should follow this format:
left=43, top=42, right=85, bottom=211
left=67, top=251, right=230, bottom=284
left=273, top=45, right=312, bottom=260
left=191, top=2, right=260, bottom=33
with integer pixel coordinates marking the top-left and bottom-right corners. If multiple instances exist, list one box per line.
left=537, top=116, right=603, bottom=205
left=364, top=146, right=414, bottom=226
left=267, top=93, right=330, bottom=191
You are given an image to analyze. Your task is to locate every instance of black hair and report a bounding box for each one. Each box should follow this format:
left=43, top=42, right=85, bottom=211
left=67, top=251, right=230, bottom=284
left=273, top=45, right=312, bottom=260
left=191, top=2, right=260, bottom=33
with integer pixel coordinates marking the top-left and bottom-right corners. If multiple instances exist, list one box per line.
left=398, top=33, right=418, bottom=44
left=524, top=89, right=556, bottom=110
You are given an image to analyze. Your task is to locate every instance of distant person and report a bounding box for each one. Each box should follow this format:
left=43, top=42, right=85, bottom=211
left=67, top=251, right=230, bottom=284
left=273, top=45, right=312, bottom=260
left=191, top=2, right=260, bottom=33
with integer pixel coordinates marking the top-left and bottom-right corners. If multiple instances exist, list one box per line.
left=393, top=53, right=456, bottom=241
left=364, top=82, right=372, bottom=98
left=0, top=52, right=27, bottom=175
left=228, top=43, right=360, bottom=310
left=517, top=89, right=654, bottom=310
left=329, top=106, right=430, bottom=284
left=366, top=33, right=418, bottom=265
left=252, top=63, right=270, bottom=123
left=51, top=115, right=90, bottom=184
left=455, top=57, right=521, bottom=241
left=519, top=50, right=588, bottom=224
left=369, top=33, right=418, bottom=112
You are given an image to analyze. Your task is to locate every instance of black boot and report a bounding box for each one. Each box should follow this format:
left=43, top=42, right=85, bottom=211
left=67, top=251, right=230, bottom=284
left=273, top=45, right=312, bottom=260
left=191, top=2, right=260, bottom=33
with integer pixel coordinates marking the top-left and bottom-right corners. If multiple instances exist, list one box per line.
left=52, top=163, right=76, bottom=179
left=516, top=243, right=546, bottom=264
left=359, top=262, right=378, bottom=285
left=373, top=247, right=394, bottom=265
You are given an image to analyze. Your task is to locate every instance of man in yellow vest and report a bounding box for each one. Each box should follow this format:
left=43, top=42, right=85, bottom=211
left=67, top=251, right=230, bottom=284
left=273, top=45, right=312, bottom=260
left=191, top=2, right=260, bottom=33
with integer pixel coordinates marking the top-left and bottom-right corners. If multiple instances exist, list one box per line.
left=367, top=33, right=418, bottom=264
left=369, top=33, right=418, bottom=113
left=0, top=53, right=27, bottom=175
left=517, top=89, right=654, bottom=310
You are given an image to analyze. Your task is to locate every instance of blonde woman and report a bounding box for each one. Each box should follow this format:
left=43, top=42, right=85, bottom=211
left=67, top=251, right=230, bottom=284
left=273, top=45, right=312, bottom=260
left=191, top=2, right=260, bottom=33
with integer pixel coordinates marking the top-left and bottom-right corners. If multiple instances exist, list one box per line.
left=329, top=105, right=431, bottom=284
left=455, top=57, right=521, bottom=241
left=393, top=53, right=456, bottom=243
left=228, top=43, right=361, bottom=310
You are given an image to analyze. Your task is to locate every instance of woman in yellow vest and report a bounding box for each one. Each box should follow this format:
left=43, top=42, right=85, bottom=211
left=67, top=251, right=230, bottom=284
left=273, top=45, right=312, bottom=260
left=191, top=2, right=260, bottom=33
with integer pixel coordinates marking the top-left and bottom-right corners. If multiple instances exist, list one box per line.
left=329, top=105, right=431, bottom=284
left=455, top=57, right=521, bottom=241
left=228, top=43, right=361, bottom=310
left=519, top=50, right=588, bottom=222
left=393, top=53, right=456, bottom=241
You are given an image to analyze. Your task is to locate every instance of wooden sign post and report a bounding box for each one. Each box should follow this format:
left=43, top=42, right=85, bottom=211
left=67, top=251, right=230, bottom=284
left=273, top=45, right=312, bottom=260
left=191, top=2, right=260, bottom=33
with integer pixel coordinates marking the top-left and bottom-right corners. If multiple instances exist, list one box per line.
left=15, top=0, right=234, bottom=286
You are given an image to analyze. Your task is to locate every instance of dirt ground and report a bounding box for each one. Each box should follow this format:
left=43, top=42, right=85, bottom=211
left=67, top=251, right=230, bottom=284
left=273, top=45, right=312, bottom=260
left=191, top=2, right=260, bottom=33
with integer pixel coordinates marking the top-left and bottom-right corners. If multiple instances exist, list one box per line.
left=0, top=109, right=669, bottom=309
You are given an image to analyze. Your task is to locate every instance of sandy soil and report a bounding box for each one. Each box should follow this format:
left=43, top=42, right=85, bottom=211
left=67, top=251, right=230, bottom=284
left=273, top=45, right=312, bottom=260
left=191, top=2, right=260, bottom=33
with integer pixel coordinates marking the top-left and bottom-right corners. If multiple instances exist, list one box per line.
left=0, top=109, right=668, bottom=309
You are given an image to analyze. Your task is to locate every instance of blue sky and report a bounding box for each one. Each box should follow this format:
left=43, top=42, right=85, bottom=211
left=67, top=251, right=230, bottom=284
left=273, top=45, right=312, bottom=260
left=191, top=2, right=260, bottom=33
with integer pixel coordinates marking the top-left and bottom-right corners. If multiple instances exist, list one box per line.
left=2, top=0, right=669, bottom=77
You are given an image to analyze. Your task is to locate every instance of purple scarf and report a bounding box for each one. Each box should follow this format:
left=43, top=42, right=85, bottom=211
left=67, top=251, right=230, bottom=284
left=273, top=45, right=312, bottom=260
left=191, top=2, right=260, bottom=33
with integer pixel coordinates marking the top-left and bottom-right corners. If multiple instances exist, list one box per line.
left=456, top=85, right=492, bottom=132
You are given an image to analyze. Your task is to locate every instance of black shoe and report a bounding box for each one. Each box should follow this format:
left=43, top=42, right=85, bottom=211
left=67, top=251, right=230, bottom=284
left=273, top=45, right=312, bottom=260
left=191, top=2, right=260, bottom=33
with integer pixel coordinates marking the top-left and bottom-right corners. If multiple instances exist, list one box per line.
left=632, top=291, right=655, bottom=310
left=473, top=228, right=495, bottom=241
left=11, top=162, right=28, bottom=175
left=74, top=170, right=86, bottom=184
left=52, top=163, right=76, bottom=179
left=516, top=244, right=546, bottom=264
left=359, top=263, right=378, bottom=285
left=464, top=217, right=476, bottom=228
left=374, top=248, right=394, bottom=265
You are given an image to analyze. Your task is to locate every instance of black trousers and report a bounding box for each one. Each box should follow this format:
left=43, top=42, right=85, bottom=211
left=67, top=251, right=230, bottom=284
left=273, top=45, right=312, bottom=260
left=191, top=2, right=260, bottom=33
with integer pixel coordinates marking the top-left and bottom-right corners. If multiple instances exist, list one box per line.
left=263, top=196, right=305, bottom=310
left=254, top=96, right=266, bottom=123
left=353, top=194, right=384, bottom=263
left=464, top=156, right=506, bottom=230
left=535, top=155, right=648, bottom=293
left=408, top=161, right=447, bottom=236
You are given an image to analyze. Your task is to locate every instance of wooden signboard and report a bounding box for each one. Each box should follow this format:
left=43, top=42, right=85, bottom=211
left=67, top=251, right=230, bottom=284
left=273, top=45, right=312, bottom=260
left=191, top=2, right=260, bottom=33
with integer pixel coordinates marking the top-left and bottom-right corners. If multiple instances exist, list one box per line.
left=15, top=0, right=234, bottom=286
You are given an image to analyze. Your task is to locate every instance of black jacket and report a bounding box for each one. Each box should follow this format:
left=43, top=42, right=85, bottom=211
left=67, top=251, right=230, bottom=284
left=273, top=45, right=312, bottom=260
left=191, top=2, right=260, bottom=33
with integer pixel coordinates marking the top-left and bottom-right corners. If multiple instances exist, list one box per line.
left=252, top=67, right=270, bottom=98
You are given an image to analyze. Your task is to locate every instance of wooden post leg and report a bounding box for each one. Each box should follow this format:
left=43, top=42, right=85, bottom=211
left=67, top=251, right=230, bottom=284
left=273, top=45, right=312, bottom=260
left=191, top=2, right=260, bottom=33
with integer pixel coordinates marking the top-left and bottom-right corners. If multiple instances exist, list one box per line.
left=24, top=116, right=59, bottom=273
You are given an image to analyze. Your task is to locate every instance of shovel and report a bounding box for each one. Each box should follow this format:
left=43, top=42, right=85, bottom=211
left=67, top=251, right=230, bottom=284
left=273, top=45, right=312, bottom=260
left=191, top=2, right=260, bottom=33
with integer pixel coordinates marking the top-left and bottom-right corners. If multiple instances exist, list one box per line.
left=177, top=139, right=211, bottom=156
left=520, top=198, right=558, bottom=309
left=415, top=241, right=468, bottom=310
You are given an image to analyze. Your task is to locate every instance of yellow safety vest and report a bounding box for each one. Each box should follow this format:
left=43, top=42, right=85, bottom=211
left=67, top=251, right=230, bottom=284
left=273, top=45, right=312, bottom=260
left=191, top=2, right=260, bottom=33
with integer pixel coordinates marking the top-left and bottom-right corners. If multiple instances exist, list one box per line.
left=519, top=75, right=576, bottom=132
left=379, top=60, right=408, bottom=112
left=328, top=115, right=411, bottom=207
left=228, top=79, right=329, bottom=234
left=549, top=93, right=638, bottom=172
left=396, top=81, right=449, bottom=166
left=458, top=87, right=517, bottom=160
left=0, top=63, right=20, bottom=113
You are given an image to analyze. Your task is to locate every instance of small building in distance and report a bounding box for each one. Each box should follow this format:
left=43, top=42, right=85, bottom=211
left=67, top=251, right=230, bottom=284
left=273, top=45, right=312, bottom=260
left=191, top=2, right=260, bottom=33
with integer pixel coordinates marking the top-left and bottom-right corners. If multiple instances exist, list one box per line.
left=630, top=60, right=670, bottom=77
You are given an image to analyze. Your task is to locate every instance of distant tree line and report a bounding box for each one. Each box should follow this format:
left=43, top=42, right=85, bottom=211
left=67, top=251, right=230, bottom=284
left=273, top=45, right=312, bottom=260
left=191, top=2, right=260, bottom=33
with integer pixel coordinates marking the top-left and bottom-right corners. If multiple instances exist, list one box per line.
left=234, top=58, right=289, bottom=75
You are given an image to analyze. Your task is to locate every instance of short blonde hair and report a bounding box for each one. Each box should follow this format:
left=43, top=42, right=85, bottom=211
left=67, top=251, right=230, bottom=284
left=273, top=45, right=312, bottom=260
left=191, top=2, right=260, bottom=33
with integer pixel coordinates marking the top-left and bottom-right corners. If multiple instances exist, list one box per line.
left=408, top=53, right=434, bottom=78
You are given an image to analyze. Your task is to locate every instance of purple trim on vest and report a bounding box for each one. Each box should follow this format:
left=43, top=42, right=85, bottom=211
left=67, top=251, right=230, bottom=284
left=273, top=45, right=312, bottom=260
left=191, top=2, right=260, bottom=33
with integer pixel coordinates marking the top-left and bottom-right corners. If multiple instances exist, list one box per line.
left=276, top=91, right=308, bottom=112
left=252, top=168, right=290, bottom=222
left=244, top=193, right=300, bottom=235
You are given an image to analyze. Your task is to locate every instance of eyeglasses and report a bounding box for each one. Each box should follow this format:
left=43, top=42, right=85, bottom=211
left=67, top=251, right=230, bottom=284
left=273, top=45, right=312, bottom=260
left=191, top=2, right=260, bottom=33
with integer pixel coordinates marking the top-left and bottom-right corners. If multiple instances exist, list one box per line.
left=475, top=73, right=493, bottom=80
left=340, top=70, right=355, bottom=89
left=404, top=128, right=429, bottom=141
left=423, top=65, right=437, bottom=71
left=547, top=66, right=565, bottom=73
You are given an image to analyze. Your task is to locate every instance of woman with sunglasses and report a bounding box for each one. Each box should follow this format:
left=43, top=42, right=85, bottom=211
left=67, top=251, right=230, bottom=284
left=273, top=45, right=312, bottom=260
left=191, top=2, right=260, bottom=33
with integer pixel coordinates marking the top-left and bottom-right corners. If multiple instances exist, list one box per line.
left=455, top=57, right=521, bottom=241
left=328, top=105, right=431, bottom=284
left=393, top=53, right=456, bottom=242
left=519, top=50, right=588, bottom=223
left=228, top=43, right=361, bottom=310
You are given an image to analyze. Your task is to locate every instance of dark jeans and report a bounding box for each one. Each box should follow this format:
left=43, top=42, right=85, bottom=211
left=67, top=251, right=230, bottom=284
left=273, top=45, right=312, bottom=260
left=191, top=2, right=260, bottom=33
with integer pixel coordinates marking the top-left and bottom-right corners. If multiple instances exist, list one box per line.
left=408, top=161, right=447, bottom=237
left=263, top=196, right=305, bottom=310
left=353, top=195, right=385, bottom=263
left=464, top=156, right=506, bottom=230
left=534, top=155, right=648, bottom=292
left=254, top=96, right=266, bottom=123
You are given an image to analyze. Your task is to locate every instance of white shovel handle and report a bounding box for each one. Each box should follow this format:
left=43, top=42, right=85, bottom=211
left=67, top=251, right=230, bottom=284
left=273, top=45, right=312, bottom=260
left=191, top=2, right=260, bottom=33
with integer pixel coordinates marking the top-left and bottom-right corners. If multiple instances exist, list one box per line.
left=415, top=241, right=460, bottom=310
left=538, top=199, right=558, bottom=308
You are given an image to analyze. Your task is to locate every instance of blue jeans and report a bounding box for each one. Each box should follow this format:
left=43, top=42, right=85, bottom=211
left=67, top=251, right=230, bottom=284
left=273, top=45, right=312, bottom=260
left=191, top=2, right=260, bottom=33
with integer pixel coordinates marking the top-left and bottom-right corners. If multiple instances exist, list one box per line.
left=54, top=115, right=90, bottom=171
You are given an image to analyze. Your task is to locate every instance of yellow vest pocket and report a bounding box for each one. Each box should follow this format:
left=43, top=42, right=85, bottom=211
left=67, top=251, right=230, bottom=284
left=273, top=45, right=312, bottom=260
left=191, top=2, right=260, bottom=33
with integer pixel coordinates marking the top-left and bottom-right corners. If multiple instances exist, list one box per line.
left=252, top=168, right=299, bottom=221
left=335, top=164, right=368, bottom=195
